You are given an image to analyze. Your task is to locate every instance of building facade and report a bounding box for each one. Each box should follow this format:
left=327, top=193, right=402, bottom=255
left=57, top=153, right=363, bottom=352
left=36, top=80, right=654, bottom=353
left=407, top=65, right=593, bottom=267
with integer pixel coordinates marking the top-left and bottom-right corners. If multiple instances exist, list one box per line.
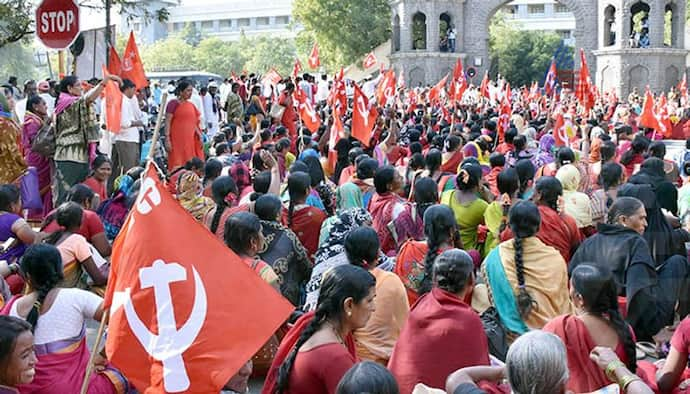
left=119, top=0, right=298, bottom=45
left=502, top=0, right=576, bottom=46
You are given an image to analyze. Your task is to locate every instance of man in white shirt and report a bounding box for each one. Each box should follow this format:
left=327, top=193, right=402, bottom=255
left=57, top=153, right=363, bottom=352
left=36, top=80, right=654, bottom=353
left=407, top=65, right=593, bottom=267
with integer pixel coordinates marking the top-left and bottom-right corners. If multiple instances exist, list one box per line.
left=190, top=87, right=206, bottom=133
left=298, top=73, right=313, bottom=103
left=448, top=25, right=457, bottom=53
left=13, top=80, right=36, bottom=124
left=112, top=79, right=144, bottom=182
left=315, top=74, right=329, bottom=104
left=202, top=81, right=221, bottom=136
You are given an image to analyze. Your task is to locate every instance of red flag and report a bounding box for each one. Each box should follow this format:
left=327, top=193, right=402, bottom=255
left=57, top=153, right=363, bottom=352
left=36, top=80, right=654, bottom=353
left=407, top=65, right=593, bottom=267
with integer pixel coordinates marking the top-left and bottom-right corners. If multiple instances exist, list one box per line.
left=428, top=74, right=448, bottom=104
left=327, top=68, right=346, bottom=112
left=262, top=68, right=282, bottom=86
left=679, top=72, right=687, bottom=106
left=656, top=95, right=673, bottom=138
left=398, top=71, right=406, bottom=89
left=553, top=109, right=574, bottom=147
left=449, top=59, right=467, bottom=105
left=362, top=52, right=377, bottom=69
left=292, top=58, right=302, bottom=79
left=294, top=85, right=321, bottom=132
left=328, top=105, right=344, bottom=172
left=108, top=46, right=122, bottom=77
left=639, top=88, right=661, bottom=132
left=104, top=164, right=293, bottom=393
left=479, top=71, right=490, bottom=99
left=352, top=83, right=378, bottom=147
left=406, top=89, right=418, bottom=114
left=375, top=69, right=396, bottom=107
left=575, top=49, right=595, bottom=111
left=544, top=58, right=557, bottom=97
left=102, top=66, right=122, bottom=134
left=497, top=84, right=511, bottom=143
left=308, top=42, right=320, bottom=69
left=121, top=31, right=148, bottom=90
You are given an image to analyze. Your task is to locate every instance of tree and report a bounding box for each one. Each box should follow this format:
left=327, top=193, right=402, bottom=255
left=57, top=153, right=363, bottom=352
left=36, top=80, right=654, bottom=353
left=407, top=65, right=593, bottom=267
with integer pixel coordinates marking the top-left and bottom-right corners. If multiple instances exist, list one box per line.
left=140, top=36, right=195, bottom=72
left=0, top=42, right=38, bottom=82
left=0, top=0, right=33, bottom=48
left=242, top=36, right=296, bottom=77
left=179, top=22, right=203, bottom=47
left=193, top=37, right=246, bottom=76
left=489, top=11, right=570, bottom=87
left=293, top=0, right=390, bottom=69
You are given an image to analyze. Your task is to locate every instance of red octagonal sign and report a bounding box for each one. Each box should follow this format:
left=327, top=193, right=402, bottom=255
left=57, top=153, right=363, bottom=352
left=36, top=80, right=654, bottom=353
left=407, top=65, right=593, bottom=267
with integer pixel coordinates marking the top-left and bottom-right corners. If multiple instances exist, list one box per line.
left=36, top=0, right=80, bottom=49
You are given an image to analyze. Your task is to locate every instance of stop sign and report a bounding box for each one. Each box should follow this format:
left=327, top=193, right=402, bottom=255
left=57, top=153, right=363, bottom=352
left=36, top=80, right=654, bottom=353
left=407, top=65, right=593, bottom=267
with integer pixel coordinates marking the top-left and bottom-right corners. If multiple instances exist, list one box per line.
left=35, top=0, right=80, bottom=49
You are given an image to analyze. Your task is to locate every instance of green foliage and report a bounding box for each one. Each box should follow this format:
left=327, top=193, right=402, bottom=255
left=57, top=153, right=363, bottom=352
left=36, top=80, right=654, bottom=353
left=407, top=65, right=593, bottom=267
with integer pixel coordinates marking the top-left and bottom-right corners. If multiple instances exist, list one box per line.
left=241, top=36, right=296, bottom=77
left=489, top=11, right=571, bottom=87
left=0, top=0, right=33, bottom=48
left=293, top=0, right=390, bottom=69
left=179, top=23, right=203, bottom=47
left=140, top=36, right=195, bottom=72
left=0, top=42, right=38, bottom=82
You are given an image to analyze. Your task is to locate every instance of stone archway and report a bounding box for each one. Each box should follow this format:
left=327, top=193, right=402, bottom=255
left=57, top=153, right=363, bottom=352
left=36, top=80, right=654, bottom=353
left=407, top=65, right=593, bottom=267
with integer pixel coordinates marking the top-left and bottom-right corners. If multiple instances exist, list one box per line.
left=462, top=0, right=599, bottom=79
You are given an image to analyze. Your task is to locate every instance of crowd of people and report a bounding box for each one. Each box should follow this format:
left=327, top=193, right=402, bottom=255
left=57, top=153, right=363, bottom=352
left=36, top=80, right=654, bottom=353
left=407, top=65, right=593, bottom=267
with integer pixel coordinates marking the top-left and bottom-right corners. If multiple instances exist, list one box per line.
left=1, top=66, right=690, bottom=394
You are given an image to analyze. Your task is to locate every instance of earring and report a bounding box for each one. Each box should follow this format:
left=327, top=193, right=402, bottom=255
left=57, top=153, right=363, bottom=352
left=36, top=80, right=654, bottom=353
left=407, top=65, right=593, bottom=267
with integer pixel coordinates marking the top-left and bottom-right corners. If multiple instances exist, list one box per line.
left=347, top=312, right=352, bottom=317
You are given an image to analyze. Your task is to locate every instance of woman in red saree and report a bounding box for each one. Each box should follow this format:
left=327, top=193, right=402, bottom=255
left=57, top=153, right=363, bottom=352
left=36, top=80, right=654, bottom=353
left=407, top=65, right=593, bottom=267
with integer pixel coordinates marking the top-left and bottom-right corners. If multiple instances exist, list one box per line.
left=388, top=249, right=490, bottom=394
left=165, top=80, right=203, bottom=172
left=440, top=135, right=464, bottom=174
left=543, top=263, right=637, bottom=393
left=21, top=95, right=53, bottom=220
left=262, top=265, right=376, bottom=394
left=367, top=166, right=405, bottom=256
left=3, top=244, right=128, bottom=393
left=284, top=171, right=327, bottom=260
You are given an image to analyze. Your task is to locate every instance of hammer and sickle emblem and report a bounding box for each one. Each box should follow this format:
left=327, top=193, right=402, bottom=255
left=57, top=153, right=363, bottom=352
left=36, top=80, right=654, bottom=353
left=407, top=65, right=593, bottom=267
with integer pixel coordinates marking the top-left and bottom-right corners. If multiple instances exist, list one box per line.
left=356, top=96, right=370, bottom=127
left=120, top=260, right=207, bottom=392
left=122, top=54, right=134, bottom=72
left=136, top=177, right=161, bottom=215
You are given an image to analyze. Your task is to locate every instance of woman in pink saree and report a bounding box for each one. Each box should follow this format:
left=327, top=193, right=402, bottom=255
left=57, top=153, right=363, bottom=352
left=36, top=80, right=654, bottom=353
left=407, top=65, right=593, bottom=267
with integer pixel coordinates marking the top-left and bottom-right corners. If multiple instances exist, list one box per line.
left=2, top=244, right=128, bottom=393
left=21, top=95, right=53, bottom=220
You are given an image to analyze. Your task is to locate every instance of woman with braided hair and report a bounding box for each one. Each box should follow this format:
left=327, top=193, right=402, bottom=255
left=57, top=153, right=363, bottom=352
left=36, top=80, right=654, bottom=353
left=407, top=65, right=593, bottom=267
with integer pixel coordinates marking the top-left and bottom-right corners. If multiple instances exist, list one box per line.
left=484, top=200, right=571, bottom=335
left=544, top=263, right=637, bottom=392
left=202, top=175, right=245, bottom=240
left=389, top=249, right=489, bottom=394
left=262, top=265, right=376, bottom=394
left=501, top=176, right=581, bottom=262
left=3, top=244, right=129, bottom=392
left=283, top=171, right=327, bottom=261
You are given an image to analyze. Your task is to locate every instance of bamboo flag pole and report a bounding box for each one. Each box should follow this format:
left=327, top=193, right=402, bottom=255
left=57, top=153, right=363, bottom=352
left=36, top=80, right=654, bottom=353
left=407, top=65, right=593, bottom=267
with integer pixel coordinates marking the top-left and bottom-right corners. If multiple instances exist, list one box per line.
left=80, top=91, right=169, bottom=394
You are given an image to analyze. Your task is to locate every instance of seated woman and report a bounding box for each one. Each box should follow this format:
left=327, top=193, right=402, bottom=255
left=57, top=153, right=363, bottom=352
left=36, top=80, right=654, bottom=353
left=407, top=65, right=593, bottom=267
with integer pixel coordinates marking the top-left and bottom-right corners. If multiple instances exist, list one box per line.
left=43, top=184, right=111, bottom=258
left=262, top=265, right=376, bottom=394
left=441, top=162, right=488, bottom=255
left=556, top=164, right=594, bottom=234
left=254, top=194, right=311, bottom=307
left=284, top=171, right=328, bottom=261
left=176, top=170, right=215, bottom=223
left=344, top=227, right=409, bottom=366
left=203, top=176, right=243, bottom=240
left=570, top=197, right=689, bottom=341
left=319, top=182, right=363, bottom=247
left=336, top=361, right=399, bottom=394
left=484, top=200, right=572, bottom=335
left=97, top=167, right=143, bottom=241
left=348, top=157, right=378, bottom=209
left=395, top=204, right=460, bottom=305
left=0, top=185, right=38, bottom=293
left=388, top=249, right=490, bottom=394
left=483, top=168, right=520, bottom=254
left=391, top=177, right=438, bottom=250
left=82, top=155, right=112, bottom=201
left=543, top=263, right=637, bottom=393
left=656, top=317, right=690, bottom=392
left=44, top=202, right=108, bottom=293
left=500, top=176, right=581, bottom=262
left=368, top=166, right=405, bottom=256
left=305, top=208, right=373, bottom=312
left=0, top=315, right=35, bottom=392
left=5, top=244, right=128, bottom=393
left=590, top=162, right=624, bottom=226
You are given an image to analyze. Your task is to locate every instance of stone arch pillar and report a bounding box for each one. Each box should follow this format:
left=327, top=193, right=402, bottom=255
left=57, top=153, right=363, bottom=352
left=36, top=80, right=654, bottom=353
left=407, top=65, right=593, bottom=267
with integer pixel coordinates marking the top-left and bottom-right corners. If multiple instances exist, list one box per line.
left=649, top=0, right=665, bottom=47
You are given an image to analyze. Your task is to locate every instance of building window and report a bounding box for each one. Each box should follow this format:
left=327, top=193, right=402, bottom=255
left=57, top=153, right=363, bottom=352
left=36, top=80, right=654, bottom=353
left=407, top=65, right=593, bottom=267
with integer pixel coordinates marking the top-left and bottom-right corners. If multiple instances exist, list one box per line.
left=275, top=15, right=289, bottom=25
left=219, top=19, right=232, bottom=30
left=201, top=20, right=214, bottom=31
left=238, top=18, right=250, bottom=27
left=557, top=30, right=571, bottom=40
left=256, top=17, right=269, bottom=26
left=554, top=3, right=569, bottom=14
left=528, top=4, right=545, bottom=14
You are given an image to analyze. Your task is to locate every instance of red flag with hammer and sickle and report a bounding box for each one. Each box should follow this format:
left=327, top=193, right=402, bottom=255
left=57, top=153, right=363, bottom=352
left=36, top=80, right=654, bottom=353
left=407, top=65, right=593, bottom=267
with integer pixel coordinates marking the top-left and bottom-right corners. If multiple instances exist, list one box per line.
left=351, top=83, right=378, bottom=147
left=294, top=85, right=321, bottom=133
left=104, top=164, right=293, bottom=393
left=308, top=42, right=320, bottom=69
left=121, top=32, right=148, bottom=90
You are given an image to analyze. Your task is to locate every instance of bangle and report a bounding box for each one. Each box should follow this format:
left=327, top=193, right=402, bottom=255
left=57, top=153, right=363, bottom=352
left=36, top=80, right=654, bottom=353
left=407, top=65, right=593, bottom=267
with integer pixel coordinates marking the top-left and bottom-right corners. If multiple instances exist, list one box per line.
left=618, top=374, right=641, bottom=390
left=8, top=263, right=18, bottom=275
left=605, top=360, right=625, bottom=381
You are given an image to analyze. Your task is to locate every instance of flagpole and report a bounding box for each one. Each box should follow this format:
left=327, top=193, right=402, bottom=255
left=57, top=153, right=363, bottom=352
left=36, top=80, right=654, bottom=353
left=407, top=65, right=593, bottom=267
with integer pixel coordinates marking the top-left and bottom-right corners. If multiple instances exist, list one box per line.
left=80, top=314, right=108, bottom=394
left=147, top=91, right=169, bottom=161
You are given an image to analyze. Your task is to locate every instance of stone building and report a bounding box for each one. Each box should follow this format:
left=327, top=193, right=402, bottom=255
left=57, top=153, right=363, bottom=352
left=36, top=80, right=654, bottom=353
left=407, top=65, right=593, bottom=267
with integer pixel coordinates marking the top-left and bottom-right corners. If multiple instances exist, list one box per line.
left=389, top=0, right=687, bottom=97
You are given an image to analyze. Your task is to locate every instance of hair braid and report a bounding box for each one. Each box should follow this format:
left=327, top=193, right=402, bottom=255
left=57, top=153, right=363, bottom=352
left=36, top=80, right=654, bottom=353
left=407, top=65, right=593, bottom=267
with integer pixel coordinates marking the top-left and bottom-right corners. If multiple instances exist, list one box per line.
left=210, top=202, right=227, bottom=235
left=419, top=237, right=442, bottom=295
left=26, top=274, right=60, bottom=332
left=513, top=235, right=536, bottom=319
left=275, top=309, right=327, bottom=393
left=608, top=308, right=636, bottom=372
left=287, top=199, right=295, bottom=227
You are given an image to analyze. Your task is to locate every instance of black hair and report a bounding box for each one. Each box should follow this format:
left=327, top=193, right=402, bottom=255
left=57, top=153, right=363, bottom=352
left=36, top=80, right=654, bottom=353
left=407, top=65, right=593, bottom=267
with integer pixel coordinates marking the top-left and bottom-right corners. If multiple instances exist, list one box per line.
left=357, top=158, right=378, bottom=180
left=648, top=141, right=666, bottom=159
left=287, top=172, right=311, bottom=227
left=20, top=244, right=64, bottom=331
left=513, top=135, right=527, bottom=152
left=508, top=200, right=541, bottom=320
left=455, top=162, right=482, bottom=191
left=374, top=166, right=397, bottom=194
left=607, top=196, right=644, bottom=225
left=58, top=75, right=78, bottom=96
left=209, top=176, right=238, bottom=234
left=620, top=135, right=650, bottom=165
left=445, top=135, right=461, bottom=151
left=26, top=95, right=44, bottom=114
left=600, top=140, right=617, bottom=163
left=119, top=78, right=136, bottom=92
left=409, top=153, right=425, bottom=170
left=535, top=176, right=562, bottom=211
left=556, top=147, right=575, bottom=167
left=497, top=167, right=520, bottom=196
left=276, top=138, right=291, bottom=153
left=432, top=249, right=473, bottom=294
left=250, top=171, right=272, bottom=201
left=505, top=127, right=518, bottom=144
left=91, top=155, right=111, bottom=172
left=409, top=142, right=423, bottom=155
left=255, top=194, right=283, bottom=222
left=348, top=147, right=365, bottom=166
left=413, top=177, right=438, bottom=218
left=0, top=185, right=20, bottom=212
left=289, top=161, right=309, bottom=175
left=204, top=159, right=223, bottom=181
left=66, top=184, right=95, bottom=206
left=0, top=315, right=32, bottom=372
left=514, top=159, right=535, bottom=197
left=184, top=157, right=205, bottom=171
left=303, top=155, right=325, bottom=187
left=44, top=202, right=83, bottom=245
left=425, top=149, right=442, bottom=173
left=419, top=204, right=457, bottom=295
left=344, top=227, right=380, bottom=269
left=489, top=152, right=506, bottom=168
left=224, top=211, right=261, bottom=255
left=599, top=162, right=623, bottom=208
left=571, top=263, right=636, bottom=372
left=174, top=79, right=192, bottom=96
left=276, top=265, right=375, bottom=393
left=336, top=361, right=399, bottom=394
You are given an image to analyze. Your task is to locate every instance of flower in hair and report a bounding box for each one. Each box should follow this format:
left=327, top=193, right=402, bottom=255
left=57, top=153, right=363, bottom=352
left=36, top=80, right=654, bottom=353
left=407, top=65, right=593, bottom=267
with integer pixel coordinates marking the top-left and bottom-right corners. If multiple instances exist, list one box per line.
left=460, top=169, right=470, bottom=185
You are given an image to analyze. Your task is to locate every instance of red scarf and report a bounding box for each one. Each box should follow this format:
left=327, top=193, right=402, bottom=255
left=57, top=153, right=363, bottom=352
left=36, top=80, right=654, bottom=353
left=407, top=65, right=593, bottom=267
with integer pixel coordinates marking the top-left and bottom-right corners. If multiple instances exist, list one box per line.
left=440, top=149, right=464, bottom=174
left=368, top=192, right=402, bottom=255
